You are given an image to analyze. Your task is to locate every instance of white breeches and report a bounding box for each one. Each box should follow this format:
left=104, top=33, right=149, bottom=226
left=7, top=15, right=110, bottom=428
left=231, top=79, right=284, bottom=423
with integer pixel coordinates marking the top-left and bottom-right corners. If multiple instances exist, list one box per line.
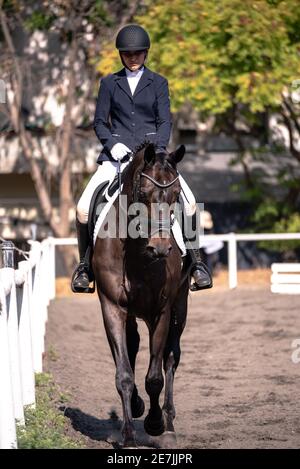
left=76, top=161, right=196, bottom=224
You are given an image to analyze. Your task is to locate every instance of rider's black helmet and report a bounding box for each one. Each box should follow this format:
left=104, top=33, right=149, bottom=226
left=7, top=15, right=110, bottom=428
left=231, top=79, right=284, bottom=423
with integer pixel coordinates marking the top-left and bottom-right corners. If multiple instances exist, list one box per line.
left=116, top=24, right=150, bottom=51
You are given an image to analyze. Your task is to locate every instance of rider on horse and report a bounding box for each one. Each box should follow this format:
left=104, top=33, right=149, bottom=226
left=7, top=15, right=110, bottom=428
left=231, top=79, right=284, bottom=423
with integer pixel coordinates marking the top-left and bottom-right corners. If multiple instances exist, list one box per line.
left=71, top=24, right=212, bottom=293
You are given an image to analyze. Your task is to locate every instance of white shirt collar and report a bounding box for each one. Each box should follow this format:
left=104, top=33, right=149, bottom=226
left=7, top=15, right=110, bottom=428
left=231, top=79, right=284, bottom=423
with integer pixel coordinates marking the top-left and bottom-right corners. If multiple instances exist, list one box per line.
left=125, top=66, right=144, bottom=78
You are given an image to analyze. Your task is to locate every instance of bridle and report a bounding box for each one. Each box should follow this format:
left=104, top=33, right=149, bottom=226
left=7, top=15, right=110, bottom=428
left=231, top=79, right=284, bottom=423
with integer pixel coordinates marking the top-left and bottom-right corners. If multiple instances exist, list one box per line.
left=140, top=172, right=179, bottom=188
left=132, top=169, right=180, bottom=237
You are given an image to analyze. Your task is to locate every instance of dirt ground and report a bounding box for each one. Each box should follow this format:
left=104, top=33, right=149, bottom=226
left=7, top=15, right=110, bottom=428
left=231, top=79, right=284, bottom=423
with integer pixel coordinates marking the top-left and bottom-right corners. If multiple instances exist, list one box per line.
left=45, top=277, right=300, bottom=449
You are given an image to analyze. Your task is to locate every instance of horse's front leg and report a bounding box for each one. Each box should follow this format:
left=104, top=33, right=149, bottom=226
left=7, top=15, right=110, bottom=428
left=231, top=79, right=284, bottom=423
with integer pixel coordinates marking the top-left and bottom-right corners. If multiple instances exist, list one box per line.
left=100, top=296, right=136, bottom=447
left=144, top=308, right=171, bottom=436
left=126, top=316, right=145, bottom=418
left=163, top=285, right=188, bottom=435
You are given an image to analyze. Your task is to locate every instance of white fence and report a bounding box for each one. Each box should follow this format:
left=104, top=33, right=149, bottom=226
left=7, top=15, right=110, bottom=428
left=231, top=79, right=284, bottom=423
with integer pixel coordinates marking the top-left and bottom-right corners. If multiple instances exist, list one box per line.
left=1, top=231, right=299, bottom=449
left=271, top=263, right=300, bottom=294
left=0, top=239, right=55, bottom=449
left=48, top=233, right=300, bottom=291
left=204, top=232, right=300, bottom=289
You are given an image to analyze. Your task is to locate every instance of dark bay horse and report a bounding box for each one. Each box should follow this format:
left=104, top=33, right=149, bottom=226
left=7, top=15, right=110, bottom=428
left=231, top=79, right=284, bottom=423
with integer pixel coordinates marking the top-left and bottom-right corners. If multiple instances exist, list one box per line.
left=92, top=143, right=189, bottom=447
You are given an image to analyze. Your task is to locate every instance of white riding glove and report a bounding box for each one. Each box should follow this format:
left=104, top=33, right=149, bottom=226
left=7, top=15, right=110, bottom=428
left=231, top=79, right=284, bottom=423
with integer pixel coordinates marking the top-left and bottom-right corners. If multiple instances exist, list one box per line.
left=110, top=143, right=131, bottom=161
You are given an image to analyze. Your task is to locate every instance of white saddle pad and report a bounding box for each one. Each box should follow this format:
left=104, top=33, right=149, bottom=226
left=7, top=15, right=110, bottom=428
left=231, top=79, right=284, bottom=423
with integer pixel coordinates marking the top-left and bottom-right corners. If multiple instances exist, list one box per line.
left=93, top=186, right=120, bottom=246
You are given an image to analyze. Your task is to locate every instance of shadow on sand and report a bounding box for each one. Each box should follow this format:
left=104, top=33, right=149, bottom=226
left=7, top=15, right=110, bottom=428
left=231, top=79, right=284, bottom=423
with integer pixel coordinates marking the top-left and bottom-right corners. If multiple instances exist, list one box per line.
left=60, top=406, right=177, bottom=449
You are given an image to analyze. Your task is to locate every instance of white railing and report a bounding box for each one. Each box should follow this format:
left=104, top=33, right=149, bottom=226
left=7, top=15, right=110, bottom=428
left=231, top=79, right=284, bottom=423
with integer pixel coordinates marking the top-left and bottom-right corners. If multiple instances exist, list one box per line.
left=271, top=263, right=300, bottom=294
left=1, top=231, right=297, bottom=448
left=0, top=239, right=55, bottom=449
left=47, top=233, right=300, bottom=291
left=210, top=232, right=300, bottom=289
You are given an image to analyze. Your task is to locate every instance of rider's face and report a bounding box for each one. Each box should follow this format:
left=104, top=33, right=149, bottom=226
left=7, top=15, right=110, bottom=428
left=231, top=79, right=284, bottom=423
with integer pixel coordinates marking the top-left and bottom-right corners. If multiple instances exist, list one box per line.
left=120, top=50, right=147, bottom=71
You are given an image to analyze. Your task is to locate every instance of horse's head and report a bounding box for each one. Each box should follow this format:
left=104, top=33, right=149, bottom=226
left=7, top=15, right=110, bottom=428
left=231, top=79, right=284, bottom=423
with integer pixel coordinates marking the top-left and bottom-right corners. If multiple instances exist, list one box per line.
left=132, top=143, right=185, bottom=259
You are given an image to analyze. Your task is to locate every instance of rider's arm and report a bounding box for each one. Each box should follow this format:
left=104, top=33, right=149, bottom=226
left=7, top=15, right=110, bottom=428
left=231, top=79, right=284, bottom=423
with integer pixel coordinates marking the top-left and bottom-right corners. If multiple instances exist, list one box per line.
left=93, top=78, right=118, bottom=153
left=155, top=77, right=172, bottom=152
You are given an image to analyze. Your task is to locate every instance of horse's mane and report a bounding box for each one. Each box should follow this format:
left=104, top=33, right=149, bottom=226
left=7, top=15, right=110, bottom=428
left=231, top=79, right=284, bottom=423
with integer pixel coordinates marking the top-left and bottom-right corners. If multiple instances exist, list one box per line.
left=121, top=141, right=151, bottom=200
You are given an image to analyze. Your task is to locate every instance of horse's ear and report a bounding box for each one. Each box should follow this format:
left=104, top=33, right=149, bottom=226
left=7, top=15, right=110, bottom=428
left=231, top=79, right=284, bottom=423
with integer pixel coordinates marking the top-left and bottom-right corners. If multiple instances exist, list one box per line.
left=144, top=143, right=156, bottom=165
left=171, top=145, right=185, bottom=164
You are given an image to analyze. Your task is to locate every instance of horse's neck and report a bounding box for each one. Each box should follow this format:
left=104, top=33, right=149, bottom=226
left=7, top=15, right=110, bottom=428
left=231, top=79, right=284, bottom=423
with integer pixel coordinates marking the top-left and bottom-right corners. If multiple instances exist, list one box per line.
left=121, top=151, right=144, bottom=202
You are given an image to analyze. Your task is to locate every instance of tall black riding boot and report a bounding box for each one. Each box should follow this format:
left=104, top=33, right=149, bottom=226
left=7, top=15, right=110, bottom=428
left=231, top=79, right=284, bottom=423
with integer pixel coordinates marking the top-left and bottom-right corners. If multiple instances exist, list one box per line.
left=183, top=210, right=213, bottom=291
left=71, top=218, right=94, bottom=293
left=187, top=247, right=213, bottom=291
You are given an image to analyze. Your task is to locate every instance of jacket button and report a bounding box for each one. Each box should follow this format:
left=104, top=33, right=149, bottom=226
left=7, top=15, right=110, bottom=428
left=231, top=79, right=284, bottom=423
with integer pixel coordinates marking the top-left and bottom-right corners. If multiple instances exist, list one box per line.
left=132, top=123, right=135, bottom=126
left=131, top=111, right=135, bottom=115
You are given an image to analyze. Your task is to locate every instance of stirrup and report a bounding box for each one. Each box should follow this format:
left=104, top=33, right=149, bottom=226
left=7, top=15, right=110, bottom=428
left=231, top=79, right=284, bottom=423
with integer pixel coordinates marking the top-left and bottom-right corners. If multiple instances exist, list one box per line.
left=71, top=280, right=95, bottom=294
left=189, top=261, right=213, bottom=291
left=71, top=262, right=95, bottom=294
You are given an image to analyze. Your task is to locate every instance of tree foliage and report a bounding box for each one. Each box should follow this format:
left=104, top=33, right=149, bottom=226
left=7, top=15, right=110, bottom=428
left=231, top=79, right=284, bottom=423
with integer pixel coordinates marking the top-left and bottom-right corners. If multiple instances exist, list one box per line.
left=97, top=0, right=300, bottom=249
left=98, top=0, right=300, bottom=113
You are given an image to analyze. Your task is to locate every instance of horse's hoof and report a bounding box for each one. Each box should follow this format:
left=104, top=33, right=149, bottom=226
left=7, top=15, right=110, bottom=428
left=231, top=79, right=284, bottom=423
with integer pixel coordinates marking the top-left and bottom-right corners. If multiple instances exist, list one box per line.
left=144, top=414, right=165, bottom=436
left=132, top=395, right=145, bottom=418
left=160, top=431, right=177, bottom=449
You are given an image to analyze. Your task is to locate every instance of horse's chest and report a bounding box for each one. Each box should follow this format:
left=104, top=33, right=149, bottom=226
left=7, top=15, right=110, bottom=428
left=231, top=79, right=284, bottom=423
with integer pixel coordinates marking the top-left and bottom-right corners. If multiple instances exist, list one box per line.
left=126, top=278, right=162, bottom=317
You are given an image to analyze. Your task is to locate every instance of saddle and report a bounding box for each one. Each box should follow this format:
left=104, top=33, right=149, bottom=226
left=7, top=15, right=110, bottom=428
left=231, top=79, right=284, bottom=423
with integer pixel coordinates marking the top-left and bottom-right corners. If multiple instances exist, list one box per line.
left=83, top=171, right=128, bottom=292
left=87, top=172, right=128, bottom=242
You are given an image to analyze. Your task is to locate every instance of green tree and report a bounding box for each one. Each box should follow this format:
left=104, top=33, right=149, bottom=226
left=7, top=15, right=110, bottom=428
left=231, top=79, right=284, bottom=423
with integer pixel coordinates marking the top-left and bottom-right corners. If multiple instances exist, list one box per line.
left=98, top=0, right=300, bottom=248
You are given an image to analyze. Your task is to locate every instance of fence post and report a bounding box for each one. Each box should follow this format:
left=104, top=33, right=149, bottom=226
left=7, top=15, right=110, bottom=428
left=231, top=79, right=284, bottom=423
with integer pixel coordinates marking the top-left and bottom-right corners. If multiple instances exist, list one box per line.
left=30, top=244, right=43, bottom=373
left=228, top=233, right=238, bottom=289
left=4, top=268, right=25, bottom=425
left=0, top=281, right=18, bottom=449
left=1, top=241, right=15, bottom=268
left=48, top=237, right=56, bottom=300
left=39, top=244, right=47, bottom=354
left=16, top=262, right=36, bottom=408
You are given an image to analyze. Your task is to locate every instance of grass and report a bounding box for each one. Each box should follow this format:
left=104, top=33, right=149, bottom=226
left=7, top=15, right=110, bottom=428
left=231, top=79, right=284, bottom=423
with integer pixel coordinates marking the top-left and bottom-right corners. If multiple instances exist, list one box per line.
left=16, top=373, right=84, bottom=449
left=47, top=344, right=59, bottom=362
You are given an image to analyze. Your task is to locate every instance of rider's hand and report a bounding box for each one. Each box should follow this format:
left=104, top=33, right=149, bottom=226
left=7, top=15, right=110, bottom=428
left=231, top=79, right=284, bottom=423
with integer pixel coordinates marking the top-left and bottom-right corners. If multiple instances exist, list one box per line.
left=110, top=143, right=131, bottom=161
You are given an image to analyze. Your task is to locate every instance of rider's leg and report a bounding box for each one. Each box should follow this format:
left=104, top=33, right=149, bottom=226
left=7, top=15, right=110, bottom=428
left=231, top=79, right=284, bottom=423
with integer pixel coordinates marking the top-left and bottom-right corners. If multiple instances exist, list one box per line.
left=179, top=175, right=212, bottom=291
left=72, top=161, right=125, bottom=292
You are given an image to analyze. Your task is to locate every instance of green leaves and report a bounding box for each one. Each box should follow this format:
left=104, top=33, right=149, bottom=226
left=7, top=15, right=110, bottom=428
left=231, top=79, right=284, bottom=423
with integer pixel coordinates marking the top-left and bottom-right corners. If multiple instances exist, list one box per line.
left=94, top=0, right=300, bottom=249
left=24, top=11, right=56, bottom=32
left=96, top=0, right=300, bottom=116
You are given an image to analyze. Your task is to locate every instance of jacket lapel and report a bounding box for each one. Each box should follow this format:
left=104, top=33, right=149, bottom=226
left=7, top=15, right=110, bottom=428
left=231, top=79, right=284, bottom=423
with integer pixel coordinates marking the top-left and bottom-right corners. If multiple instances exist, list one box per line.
left=133, top=67, right=154, bottom=98
left=114, top=68, right=132, bottom=100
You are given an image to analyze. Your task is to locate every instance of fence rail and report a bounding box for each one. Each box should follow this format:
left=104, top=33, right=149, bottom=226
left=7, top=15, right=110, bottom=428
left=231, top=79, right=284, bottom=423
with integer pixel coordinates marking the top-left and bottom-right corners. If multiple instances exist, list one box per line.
left=0, top=239, right=54, bottom=449
left=271, top=263, right=300, bottom=294
left=49, top=232, right=300, bottom=290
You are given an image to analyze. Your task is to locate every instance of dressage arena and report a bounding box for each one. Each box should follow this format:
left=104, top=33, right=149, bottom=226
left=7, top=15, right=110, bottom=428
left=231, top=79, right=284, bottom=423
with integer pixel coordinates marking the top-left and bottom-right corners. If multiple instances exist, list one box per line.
left=45, top=284, right=300, bottom=449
